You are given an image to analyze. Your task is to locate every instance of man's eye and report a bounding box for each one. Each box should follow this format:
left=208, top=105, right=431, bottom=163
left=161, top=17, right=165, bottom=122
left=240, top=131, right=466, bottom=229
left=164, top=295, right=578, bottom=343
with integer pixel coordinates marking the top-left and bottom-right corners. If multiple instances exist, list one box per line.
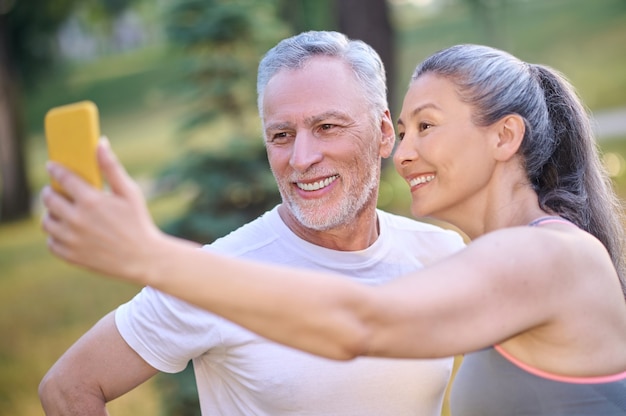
left=397, top=132, right=405, bottom=141
left=314, top=124, right=339, bottom=137
left=267, top=132, right=291, bottom=144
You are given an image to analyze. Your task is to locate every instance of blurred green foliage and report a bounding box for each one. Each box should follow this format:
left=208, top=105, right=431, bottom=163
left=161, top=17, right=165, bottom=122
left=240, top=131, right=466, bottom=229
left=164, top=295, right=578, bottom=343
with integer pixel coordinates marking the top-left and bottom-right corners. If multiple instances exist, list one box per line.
left=6, top=0, right=141, bottom=82
left=391, top=0, right=626, bottom=113
left=156, top=0, right=288, bottom=249
left=150, top=1, right=289, bottom=413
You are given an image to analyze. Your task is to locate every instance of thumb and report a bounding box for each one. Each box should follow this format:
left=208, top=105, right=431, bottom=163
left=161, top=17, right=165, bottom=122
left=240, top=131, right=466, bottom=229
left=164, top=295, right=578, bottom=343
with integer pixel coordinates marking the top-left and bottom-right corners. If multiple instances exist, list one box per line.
left=97, top=137, right=137, bottom=198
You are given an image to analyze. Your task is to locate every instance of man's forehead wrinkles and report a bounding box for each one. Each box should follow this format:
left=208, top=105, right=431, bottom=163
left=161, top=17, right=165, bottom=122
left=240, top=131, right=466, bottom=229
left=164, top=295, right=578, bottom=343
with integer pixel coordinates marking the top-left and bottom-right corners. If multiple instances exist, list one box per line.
left=304, top=110, right=351, bottom=125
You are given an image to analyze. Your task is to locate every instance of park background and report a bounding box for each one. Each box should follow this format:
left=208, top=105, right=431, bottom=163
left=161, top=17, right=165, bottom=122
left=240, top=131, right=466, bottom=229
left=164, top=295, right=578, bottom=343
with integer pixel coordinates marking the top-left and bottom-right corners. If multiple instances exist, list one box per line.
left=1, top=0, right=626, bottom=415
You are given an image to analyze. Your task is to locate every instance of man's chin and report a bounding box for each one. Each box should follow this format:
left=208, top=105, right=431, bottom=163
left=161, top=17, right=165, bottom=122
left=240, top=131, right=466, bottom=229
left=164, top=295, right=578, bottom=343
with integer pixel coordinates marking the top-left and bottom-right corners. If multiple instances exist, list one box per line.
left=291, top=207, right=341, bottom=231
left=295, top=216, right=336, bottom=231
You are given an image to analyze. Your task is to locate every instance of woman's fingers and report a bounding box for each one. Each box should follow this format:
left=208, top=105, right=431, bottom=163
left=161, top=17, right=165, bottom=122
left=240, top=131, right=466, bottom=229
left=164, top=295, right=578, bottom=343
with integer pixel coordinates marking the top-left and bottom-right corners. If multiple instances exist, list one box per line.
left=40, top=139, right=162, bottom=281
left=41, top=186, right=74, bottom=238
left=97, top=138, right=140, bottom=201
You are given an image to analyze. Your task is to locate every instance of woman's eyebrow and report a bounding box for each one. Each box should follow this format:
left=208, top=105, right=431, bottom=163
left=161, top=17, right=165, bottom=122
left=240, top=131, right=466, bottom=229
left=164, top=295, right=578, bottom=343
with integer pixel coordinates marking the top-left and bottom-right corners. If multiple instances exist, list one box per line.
left=397, top=103, right=441, bottom=126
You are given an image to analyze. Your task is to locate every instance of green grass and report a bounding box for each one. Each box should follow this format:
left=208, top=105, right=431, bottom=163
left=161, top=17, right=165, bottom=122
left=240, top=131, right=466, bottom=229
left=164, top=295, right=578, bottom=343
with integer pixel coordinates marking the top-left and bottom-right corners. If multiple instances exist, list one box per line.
left=1, top=45, right=191, bottom=416
left=2, top=1, right=626, bottom=415
left=0, top=211, right=173, bottom=414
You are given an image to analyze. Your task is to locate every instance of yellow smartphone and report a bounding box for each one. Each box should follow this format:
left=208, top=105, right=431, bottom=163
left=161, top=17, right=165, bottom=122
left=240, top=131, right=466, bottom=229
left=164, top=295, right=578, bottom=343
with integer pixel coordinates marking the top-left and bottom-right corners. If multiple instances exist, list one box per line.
left=44, top=100, right=103, bottom=195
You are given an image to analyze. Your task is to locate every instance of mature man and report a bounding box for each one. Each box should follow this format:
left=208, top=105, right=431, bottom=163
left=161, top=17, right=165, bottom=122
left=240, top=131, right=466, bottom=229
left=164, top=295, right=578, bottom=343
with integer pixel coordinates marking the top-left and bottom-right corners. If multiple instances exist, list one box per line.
left=39, top=31, right=465, bottom=415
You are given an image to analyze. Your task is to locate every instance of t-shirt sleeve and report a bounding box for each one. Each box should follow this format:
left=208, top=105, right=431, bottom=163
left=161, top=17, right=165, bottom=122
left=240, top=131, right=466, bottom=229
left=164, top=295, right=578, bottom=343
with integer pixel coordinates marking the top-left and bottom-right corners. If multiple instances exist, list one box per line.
left=437, top=228, right=467, bottom=255
left=115, top=286, right=224, bottom=373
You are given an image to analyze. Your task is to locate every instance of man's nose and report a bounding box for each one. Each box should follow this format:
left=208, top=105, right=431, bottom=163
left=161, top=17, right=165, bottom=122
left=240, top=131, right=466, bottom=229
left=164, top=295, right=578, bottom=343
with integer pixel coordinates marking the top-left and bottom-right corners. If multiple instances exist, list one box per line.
left=290, top=131, right=323, bottom=172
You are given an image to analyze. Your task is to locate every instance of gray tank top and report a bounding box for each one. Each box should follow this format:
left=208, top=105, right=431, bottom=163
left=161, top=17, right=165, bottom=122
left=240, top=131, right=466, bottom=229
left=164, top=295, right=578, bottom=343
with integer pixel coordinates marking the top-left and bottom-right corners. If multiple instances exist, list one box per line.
left=451, top=347, right=626, bottom=415
left=450, top=217, right=626, bottom=415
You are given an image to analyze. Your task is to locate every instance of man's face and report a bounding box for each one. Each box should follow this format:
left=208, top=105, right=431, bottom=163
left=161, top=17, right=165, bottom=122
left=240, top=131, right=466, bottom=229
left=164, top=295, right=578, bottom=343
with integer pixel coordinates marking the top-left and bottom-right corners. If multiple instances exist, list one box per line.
left=262, top=56, right=391, bottom=231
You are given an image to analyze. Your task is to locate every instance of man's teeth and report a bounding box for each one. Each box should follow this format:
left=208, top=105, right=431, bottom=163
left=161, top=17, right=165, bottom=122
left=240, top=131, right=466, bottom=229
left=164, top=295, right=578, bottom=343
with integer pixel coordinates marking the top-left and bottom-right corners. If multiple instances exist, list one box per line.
left=409, top=175, right=435, bottom=187
left=297, top=175, right=339, bottom=191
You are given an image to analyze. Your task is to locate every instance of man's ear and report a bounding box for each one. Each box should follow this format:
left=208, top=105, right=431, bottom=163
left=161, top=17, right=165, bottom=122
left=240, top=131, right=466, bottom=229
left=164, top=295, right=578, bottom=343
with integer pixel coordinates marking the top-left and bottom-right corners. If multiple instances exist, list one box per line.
left=493, top=114, right=525, bottom=162
left=379, top=110, right=396, bottom=158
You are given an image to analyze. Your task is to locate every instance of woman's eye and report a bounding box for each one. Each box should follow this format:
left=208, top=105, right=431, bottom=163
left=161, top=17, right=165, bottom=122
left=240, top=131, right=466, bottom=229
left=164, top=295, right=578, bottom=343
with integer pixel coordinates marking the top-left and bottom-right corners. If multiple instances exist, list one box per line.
left=419, top=122, right=432, bottom=131
left=397, top=132, right=405, bottom=141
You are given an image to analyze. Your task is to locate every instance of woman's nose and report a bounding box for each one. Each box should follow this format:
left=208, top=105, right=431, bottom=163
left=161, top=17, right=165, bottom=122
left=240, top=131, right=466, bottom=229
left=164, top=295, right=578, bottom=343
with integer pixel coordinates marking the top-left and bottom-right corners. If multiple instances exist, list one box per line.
left=393, top=135, right=418, bottom=168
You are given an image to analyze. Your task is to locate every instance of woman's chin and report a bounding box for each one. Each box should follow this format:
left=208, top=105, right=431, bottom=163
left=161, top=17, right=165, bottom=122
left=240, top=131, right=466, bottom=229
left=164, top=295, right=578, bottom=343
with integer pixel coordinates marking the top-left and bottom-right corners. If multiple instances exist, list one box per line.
left=410, top=206, right=449, bottom=226
left=410, top=204, right=432, bottom=219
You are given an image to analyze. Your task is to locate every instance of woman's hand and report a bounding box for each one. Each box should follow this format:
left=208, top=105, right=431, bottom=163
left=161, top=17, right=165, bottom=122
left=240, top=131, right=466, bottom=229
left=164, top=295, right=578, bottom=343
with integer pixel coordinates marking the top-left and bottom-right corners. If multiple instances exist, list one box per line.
left=41, top=138, right=164, bottom=284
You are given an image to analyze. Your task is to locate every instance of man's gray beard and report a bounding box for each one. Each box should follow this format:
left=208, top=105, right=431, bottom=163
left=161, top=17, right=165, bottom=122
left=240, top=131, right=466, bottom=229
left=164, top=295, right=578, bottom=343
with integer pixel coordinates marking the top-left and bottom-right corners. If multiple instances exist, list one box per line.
left=284, top=171, right=379, bottom=231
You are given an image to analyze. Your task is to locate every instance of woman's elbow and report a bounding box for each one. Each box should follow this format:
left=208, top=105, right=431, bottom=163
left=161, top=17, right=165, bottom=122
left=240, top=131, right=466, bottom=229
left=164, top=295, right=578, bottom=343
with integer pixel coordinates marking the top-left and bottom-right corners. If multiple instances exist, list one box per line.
left=327, top=324, right=373, bottom=361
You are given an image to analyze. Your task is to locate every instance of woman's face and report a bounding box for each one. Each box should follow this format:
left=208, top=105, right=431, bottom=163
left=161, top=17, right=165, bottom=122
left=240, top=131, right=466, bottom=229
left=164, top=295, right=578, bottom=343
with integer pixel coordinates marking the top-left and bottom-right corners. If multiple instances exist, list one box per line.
left=393, top=73, right=498, bottom=223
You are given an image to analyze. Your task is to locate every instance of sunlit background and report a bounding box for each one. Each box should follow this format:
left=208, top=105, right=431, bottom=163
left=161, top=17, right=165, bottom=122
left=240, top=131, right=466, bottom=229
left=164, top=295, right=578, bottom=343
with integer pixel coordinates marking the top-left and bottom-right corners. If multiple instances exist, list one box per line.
left=1, top=0, right=625, bottom=415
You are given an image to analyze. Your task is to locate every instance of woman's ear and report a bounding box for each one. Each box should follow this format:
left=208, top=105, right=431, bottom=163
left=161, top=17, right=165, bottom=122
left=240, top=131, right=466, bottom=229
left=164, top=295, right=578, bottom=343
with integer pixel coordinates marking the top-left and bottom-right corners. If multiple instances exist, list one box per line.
left=379, top=110, right=396, bottom=158
left=493, top=114, right=525, bottom=162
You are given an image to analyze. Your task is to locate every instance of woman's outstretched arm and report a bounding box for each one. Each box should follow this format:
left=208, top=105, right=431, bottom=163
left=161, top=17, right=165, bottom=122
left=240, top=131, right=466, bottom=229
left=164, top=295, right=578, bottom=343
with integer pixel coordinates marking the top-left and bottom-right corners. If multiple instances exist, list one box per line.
left=42, top=140, right=568, bottom=360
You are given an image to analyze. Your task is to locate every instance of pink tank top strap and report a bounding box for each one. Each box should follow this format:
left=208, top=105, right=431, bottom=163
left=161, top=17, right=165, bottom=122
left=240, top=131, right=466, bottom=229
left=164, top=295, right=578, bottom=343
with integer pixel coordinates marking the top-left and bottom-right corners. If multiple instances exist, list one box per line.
left=528, top=216, right=575, bottom=227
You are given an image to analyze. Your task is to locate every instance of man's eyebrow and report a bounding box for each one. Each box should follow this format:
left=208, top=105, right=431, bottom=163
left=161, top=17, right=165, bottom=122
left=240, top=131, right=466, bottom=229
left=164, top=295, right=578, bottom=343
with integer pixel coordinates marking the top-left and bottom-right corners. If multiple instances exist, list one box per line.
left=265, top=111, right=352, bottom=133
left=265, top=121, right=294, bottom=132
left=397, top=103, right=440, bottom=126
left=304, top=111, right=351, bottom=126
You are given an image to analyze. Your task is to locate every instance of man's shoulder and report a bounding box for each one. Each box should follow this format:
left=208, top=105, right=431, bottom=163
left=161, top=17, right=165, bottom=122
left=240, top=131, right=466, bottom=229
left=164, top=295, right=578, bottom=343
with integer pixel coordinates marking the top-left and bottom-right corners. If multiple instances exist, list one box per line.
left=378, top=210, right=465, bottom=248
left=202, top=207, right=283, bottom=257
left=378, top=210, right=466, bottom=255
left=378, top=210, right=456, bottom=234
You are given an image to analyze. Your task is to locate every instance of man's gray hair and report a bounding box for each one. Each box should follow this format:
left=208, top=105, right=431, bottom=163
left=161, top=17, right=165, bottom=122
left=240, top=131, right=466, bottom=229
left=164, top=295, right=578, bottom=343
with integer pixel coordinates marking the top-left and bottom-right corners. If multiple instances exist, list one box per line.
left=257, top=31, right=388, bottom=123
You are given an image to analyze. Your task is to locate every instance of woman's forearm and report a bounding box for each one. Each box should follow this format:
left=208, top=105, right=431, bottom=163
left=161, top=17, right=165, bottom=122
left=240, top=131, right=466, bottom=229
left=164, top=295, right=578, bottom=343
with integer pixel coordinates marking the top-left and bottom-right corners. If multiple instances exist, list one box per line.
left=145, top=232, right=375, bottom=360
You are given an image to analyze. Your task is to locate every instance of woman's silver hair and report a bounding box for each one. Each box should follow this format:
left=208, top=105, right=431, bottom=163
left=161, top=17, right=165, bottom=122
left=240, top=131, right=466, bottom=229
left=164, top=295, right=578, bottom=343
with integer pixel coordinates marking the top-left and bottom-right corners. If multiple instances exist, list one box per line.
left=412, top=44, right=626, bottom=296
left=256, top=31, right=388, bottom=125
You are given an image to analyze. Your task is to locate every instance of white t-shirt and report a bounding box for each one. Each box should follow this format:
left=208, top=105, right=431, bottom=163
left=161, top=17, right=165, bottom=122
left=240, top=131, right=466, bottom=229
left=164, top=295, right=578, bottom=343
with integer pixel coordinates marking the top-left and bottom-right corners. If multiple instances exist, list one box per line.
left=116, top=206, right=465, bottom=415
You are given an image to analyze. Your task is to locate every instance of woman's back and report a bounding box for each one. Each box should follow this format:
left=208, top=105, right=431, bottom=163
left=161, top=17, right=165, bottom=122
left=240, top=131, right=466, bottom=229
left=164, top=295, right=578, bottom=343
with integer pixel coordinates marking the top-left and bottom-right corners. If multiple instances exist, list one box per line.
left=449, top=219, right=626, bottom=416
left=495, top=219, right=626, bottom=375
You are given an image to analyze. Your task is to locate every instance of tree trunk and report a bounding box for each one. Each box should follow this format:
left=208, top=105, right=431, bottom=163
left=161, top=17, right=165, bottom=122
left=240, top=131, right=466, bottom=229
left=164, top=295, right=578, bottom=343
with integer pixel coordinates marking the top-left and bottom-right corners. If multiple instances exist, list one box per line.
left=0, top=16, right=31, bottom=222
left=335, top=0, right=396, bottom=115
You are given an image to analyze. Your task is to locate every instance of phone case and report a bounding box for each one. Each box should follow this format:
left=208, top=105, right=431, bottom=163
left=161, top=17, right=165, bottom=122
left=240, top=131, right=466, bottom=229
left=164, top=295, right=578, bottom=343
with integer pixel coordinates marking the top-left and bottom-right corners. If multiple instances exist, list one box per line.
left=44, top=100, right=103, bottom=195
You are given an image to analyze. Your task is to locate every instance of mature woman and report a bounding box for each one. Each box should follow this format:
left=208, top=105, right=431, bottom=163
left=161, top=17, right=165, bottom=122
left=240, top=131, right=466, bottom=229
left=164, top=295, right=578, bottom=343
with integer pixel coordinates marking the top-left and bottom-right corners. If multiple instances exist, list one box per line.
left=43, top=44, right=626, bottom=415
